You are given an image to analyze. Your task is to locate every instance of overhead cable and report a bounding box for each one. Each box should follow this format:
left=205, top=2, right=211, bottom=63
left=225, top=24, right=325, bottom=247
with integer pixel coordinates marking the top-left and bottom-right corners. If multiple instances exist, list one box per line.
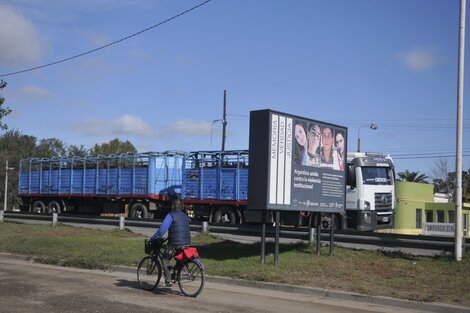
left=0, top=0, right=212, bottom=78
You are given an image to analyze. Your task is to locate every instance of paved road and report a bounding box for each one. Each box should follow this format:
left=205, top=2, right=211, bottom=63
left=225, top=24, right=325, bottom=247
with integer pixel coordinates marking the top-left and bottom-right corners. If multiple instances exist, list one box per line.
left=0, top=256, right=439, bottom=313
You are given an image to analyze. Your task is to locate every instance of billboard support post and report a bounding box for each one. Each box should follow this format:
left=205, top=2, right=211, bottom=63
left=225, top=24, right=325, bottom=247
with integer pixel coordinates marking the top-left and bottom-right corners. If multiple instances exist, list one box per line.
left=329, top=213, right=335, bottom=256
left=260, top=210, right=266, bottom=264
left=274, top=211, right=280, bottom=265
left=316, top=213, right=321, bottom=255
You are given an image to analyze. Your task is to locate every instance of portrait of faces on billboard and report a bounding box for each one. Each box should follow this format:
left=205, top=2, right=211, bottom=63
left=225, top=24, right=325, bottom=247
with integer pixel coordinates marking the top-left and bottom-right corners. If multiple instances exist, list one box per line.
left=294, top=120, right=346, bottom=171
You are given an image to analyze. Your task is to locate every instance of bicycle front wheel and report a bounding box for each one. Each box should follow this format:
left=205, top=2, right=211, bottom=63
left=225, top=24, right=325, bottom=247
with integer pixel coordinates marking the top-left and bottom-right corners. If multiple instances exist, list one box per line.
left=137, top=256, right=162, bottom=291
left=177, top=259, right=205, bottom=297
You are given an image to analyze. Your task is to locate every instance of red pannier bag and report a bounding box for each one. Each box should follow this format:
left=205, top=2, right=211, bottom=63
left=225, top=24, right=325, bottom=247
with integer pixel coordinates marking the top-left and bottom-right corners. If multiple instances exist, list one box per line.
left=175, top=247, right=199, bottom=261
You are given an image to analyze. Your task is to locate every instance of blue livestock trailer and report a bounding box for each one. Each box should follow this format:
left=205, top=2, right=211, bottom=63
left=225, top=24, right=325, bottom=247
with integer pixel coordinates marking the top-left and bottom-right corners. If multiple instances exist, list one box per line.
left=18, top=150, right=249, bottom=223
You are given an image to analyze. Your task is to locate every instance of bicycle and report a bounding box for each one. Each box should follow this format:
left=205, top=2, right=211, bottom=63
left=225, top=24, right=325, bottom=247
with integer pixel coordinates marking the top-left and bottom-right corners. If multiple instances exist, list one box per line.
left=137, top=238, right=205, bottom=297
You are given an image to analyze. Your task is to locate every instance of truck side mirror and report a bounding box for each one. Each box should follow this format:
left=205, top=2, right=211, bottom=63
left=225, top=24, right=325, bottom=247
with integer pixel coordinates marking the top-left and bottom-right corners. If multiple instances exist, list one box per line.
left=346, top=164, right=356, bottom=189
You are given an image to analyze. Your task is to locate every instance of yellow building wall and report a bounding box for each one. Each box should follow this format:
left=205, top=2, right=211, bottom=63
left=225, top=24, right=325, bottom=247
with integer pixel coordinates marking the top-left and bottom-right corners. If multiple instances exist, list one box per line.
left=392, top=182, right=470, bottom=237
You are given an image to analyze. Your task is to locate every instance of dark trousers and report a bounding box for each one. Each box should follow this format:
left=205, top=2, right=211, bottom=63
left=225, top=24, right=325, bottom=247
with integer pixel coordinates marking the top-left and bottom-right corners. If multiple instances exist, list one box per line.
left=162, top=244, right=187, bottom=282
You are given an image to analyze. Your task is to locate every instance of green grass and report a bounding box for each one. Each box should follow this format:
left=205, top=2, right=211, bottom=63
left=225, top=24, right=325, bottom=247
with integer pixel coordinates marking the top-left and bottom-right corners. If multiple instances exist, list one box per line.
left=0, top=221, right=469, bottom=306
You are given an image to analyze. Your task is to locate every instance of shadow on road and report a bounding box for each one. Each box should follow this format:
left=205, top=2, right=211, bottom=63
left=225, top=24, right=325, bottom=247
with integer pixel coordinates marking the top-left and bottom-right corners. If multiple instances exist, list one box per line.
left=114, top=279, right=183, bottom=296
left=114, top=279, right=142, bottom=290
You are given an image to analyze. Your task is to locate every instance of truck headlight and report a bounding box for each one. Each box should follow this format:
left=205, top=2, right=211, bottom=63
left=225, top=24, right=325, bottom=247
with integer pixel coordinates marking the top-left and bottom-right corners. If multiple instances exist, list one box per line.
left=357, top=199, right=370, bottom=210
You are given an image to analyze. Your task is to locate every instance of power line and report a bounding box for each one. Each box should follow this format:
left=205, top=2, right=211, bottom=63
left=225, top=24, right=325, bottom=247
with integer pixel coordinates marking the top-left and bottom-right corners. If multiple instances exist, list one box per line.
left=343, top=118, right=470, bottom=123
left=0, top=0, right=212, bottom=78
left=393, top=154, right=470, bottom=160
left=375, top=149, right=470, bottom=160
left=377, top=125, right=469, bottom=130
left=392, top=151, right=470, bottom=157
left=386, top=147, right=463, bottom=153
left=226, top=113, right=249, bottom=118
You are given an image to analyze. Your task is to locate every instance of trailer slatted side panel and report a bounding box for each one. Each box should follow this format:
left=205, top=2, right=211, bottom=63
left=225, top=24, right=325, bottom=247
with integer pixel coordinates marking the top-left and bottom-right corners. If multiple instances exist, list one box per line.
left=134, top=167, right=148, bottom=194
left=185, top=169, right=200, bottom=198
left=119, top=169, right=132, bottom=194
left=183, top=150, right=249, bottom=201
left=30, top=171, right=40, bottom=194
left=18, top=173, right=29, bottom=194
left=221, top=169, right=236, bottom=200
left=239, top=169, right=248, bottom=200
left=50, top=170, right=59, bottom=194
left=202, top=169, right=217, bottom=199
left=84, top=169, right=96, bottom=194
left=60, top=171, right=70, bottom=193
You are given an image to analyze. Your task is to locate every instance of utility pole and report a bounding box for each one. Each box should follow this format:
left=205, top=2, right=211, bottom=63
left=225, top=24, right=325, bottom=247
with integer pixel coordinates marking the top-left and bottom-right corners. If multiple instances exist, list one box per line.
left=1, top=160, right=9, bottom=221
left=455, top=0, right=466, bottom=261
left=222, top=90, right=227, bottom=151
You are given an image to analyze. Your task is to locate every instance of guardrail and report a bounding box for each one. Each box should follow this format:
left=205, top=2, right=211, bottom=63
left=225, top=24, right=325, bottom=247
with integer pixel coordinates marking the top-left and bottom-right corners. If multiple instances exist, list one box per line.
left=3, top=212, right=469, bottom=253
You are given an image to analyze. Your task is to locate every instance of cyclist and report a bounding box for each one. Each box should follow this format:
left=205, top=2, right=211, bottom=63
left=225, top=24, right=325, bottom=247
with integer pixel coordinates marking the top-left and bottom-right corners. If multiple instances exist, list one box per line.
left=149, top=196, right=191, bottom=287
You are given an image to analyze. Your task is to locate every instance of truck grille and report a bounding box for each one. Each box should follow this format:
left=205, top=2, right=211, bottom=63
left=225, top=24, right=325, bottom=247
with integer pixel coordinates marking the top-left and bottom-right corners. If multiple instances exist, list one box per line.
left=375, top=192, right=393, bottom=210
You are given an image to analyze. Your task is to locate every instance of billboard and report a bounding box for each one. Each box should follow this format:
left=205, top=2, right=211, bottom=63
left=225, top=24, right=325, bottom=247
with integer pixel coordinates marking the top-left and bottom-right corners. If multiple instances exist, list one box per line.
left=248, top=109, right=347, bottom=213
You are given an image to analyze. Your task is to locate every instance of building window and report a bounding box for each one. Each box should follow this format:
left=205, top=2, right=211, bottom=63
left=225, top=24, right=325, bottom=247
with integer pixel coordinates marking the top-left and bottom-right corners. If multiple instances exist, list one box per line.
left=448, top=211, right=455, bottom=223
left=416, top=209, right=422, bottom=229
left=425, top=210, right=433, bottom=223
left=437, top=210, right=445, bottom=223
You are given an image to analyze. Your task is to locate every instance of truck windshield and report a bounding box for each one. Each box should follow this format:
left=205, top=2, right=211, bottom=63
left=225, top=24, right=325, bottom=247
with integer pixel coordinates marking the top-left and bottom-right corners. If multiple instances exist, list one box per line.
left=361, top=167, right=392, bottom=185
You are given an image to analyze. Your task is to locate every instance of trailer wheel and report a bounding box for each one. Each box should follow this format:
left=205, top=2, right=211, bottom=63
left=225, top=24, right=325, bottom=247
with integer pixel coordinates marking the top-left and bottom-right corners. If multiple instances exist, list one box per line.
left=47, top=201, right=61, bottom=214
left=31, top=201, right=45, bottom=214
left=130, top=203, right=149, bottom=219
left=213, top=206, right=236, bottom=224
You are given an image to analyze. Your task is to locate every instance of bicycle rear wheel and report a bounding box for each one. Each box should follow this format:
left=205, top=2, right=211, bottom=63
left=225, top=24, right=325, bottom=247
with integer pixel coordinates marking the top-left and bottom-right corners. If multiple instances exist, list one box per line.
left=137, top=256, right=162, bottom=291
left=177, top=259, right=205, bottom=297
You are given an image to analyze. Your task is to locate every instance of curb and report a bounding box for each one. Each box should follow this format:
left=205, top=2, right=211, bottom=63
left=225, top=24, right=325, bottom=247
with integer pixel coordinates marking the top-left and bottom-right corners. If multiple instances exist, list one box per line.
left=1, top=252, right=469, bottom=313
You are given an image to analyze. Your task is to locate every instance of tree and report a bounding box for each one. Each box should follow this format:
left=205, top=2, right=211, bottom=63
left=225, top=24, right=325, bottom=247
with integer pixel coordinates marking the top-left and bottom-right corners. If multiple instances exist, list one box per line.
left=0, top=130, right=38, bottom=210
left=0, top=130, right=38, bottom=161
left=0, top=79, right=12, bottom=130
left=433, top=169, right=470, bottom=201
left=36, top=138, right=67, bottom=158
left=431, top=158, right=470, bottom=201
left=431, top=158, right=452, bottom=194
left=66, top=144, right=89, bottom=157
left=397, top=170, right=429, bottom=183
left=89, top=138, right=137, bottom=156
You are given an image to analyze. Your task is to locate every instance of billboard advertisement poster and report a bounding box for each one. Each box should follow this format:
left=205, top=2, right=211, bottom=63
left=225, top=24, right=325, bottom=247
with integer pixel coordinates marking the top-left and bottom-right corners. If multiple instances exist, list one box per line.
left=248, top=109, right=347, bottom=213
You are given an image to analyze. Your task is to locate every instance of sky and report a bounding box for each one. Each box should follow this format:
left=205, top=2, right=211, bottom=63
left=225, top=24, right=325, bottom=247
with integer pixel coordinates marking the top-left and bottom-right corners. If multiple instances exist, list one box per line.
left=0, top=0, right=469, bottom=179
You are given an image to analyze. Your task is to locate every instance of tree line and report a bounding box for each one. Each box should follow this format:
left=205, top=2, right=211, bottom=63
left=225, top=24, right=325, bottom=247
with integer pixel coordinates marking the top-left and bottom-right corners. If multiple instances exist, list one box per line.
left=0, top=129, right=137, bottom=210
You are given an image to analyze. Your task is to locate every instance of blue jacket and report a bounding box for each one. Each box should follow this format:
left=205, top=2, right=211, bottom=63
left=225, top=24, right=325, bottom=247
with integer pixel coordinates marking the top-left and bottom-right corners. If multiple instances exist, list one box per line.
left=151, top=209, right=191, bottom=247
